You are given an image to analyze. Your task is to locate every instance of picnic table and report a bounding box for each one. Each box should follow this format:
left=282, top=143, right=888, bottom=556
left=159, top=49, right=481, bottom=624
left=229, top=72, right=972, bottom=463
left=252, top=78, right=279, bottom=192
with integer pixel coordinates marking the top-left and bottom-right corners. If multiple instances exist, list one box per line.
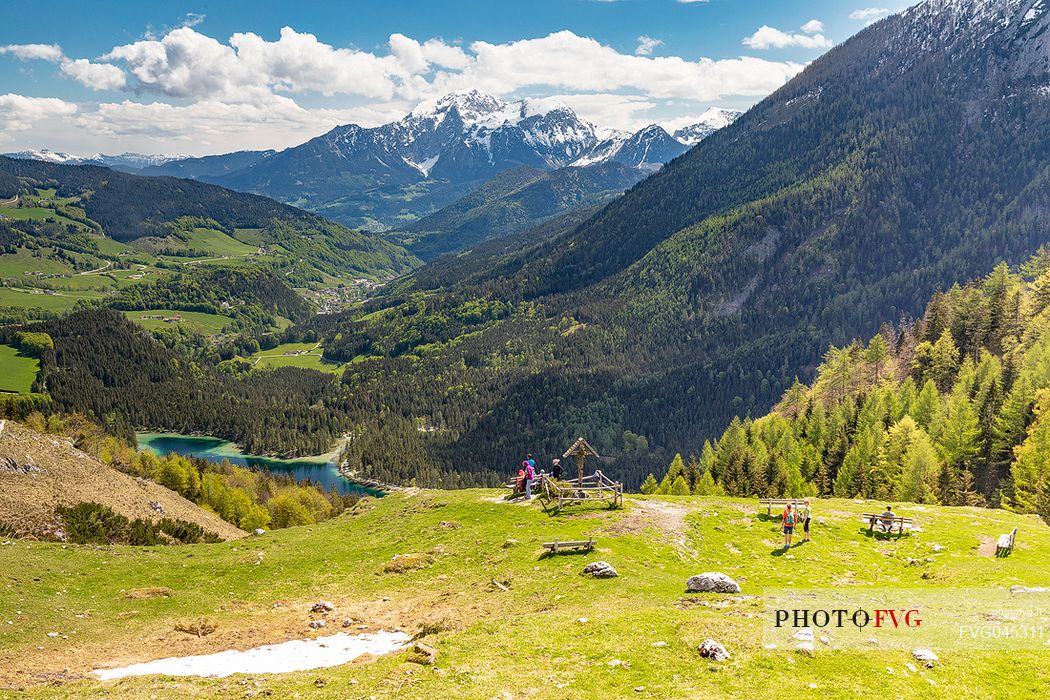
left=861, top=513, right=914, bottom=536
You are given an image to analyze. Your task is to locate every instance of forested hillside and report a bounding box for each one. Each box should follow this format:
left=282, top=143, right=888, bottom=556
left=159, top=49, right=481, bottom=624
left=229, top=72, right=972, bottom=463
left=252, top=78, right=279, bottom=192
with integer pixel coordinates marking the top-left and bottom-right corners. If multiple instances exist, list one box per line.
left=643, top=256, right=1050, bottom=520
left=0, top=156, right=417, bottom=282
left=392, top=162, right=646, bottom=260
left=277, top=0, right=1050, bottom=489
left=13, top=310, right=355, bottom=457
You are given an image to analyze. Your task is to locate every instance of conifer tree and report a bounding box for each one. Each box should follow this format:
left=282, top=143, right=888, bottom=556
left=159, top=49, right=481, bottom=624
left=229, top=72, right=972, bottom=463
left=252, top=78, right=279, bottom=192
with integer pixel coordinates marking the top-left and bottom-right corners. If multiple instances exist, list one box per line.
left=640, top=473, right=659, bottom=495
left=669, top=475, right=690, bottom=496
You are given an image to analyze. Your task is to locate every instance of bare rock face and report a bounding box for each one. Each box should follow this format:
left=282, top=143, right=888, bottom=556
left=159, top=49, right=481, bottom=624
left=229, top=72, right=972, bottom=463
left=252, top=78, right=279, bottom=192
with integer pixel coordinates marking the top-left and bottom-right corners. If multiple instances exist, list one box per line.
left=697, top=639, right=730, bottom=661
left=686, top=572, right=741, bottom=593
left=583, top=561, right=618, bottom=578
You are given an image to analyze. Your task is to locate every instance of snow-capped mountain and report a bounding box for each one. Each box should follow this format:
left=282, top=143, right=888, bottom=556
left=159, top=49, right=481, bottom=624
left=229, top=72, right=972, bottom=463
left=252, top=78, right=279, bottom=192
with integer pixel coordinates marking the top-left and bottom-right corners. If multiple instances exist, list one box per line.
left=3, top=149, right=83, bottom=164
left=673, top=108, right=743, bottom=146
left=2, top=149, right=187, bottom=172
left=206, top=90, right=740, bottom=229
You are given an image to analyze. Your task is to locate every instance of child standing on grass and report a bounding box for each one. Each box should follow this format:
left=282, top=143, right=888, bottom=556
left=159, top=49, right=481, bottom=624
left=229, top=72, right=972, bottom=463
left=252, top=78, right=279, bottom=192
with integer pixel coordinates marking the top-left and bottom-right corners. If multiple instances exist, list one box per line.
left=782, top=503, right=795, bottom=549
left=799, top=499, right=812, bottom=542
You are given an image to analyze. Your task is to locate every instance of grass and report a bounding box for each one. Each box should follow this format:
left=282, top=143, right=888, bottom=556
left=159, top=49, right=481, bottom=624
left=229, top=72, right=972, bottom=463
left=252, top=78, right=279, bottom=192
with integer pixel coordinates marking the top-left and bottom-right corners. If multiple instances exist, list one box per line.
left=0, top=344, right=39, bottom=392
left=123, top=309, right=232, bottom=335
left=0, top=286, right=104, bottom=311
left=247, top=342, right=346, bottom=373
left=0, top=492, right=1047, bottom=698
left=0, top=249, right=76, bottom=279
left=181, top=228, right=257, bottom=257
left=0, top=207, right=81, bottom=228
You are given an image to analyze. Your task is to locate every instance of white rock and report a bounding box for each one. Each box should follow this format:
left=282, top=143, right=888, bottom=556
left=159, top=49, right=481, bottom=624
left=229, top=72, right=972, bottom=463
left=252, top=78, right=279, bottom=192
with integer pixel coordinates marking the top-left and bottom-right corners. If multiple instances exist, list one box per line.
left=796, top=641, right=814, bottom=656
left=583, top=561, right=618, bottom=578
left=697, top=639, right=730, bottom=661
left=308, top=620, right=326, bottom=629
left=253, top=528, right=266, bottom=536
left=906, top=663, right=918, bottom=673
left=686, top=572, right=741, bottom=594
left=651, top=641, right=667, bottom=648
left=912, top=648, right=938, bottom=667
left=576, top=618, right=589, bottom=624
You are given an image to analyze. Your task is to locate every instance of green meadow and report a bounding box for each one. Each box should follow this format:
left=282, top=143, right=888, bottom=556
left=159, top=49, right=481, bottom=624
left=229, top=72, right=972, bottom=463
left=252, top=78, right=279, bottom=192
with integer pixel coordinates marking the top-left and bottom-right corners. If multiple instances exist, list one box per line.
left=1, top=493, right=1046, bottom=698
left=0, top=344, right=39, bottom=392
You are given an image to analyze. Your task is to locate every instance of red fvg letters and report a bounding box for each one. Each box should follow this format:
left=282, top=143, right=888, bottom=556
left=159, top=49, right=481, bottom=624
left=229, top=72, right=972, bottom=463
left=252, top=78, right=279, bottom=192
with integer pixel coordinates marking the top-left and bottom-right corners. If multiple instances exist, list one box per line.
left=873, top=609, right=923, bottom=628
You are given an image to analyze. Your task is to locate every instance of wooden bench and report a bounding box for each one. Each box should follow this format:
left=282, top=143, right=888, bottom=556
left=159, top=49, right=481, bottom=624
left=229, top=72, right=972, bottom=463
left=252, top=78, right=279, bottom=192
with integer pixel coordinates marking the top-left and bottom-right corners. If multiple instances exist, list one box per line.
left=861, top=513, right=914, bottom=536
left=541, top=537, right=595, bottom=554
left=758, top=498, right=804, bottom=516
left=996, top=527, right=1018, bottom=557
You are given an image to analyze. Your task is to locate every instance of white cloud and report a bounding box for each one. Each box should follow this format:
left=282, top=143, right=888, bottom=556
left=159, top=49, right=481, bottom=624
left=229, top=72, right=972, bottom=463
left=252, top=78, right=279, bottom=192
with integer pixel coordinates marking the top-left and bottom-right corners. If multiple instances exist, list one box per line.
left=0, top=94, right=77, bottom=133
left=849, top=7, right=891, bottom=23
left=0, top=43, right=125, bottom=91
left=429, top=31, right=803, bottom=101
left=0, top=43, right=64, bottom=62
left=183, top=12, right=206, bottom=29
left=635, top=35, right=663, bottom=56
left=60, top=59, right=127, bottom=91
left=801, top=19, right=825, bottom=34
left=1, top=26, right=806, bottom=153
left=743, top=25, right=834, bottom=50
left=73, top=96, right=407, bottom=150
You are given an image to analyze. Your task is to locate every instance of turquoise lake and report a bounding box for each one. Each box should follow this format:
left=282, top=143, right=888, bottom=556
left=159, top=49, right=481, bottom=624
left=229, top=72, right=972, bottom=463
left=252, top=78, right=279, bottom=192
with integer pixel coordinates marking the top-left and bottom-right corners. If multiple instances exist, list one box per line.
left=136, top=433, right=381, bottom=496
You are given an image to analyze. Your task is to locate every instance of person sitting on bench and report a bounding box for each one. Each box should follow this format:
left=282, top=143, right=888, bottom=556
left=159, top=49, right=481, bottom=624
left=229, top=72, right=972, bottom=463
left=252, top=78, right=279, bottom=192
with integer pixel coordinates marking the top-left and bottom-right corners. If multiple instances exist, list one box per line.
left=879, top=505, right=896, bottom=533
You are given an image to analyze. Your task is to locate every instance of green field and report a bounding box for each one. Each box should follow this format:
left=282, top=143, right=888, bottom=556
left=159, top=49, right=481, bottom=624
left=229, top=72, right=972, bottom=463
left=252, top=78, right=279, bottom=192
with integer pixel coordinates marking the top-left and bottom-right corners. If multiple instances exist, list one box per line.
left=123, top=309, right=233, bottom=335
left=182, top=228, right=258, bottom=257
left=0, top=286, right=103, bottom=311
left=0, top=344, right=39, bottom=392
left=0, top=249, right=77, bottom=278
left=0, top=206, right=81, bottom=228
left=247, top=342, right=346, bottom=373
left=1, top=492, right=1047, bottom=697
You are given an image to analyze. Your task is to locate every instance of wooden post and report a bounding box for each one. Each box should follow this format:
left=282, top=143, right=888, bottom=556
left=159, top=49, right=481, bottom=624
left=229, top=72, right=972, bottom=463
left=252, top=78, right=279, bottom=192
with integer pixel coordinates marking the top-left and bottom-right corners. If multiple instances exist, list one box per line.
left=577, top=443, right=585, bottom=487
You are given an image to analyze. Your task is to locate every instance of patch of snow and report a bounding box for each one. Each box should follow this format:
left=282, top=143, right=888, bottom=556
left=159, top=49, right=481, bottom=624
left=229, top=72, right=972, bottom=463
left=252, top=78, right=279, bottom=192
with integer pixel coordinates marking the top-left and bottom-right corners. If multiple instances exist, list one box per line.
left=403, top=155, right=440, bottom=176
left=91, top=630, right=412, bottom=680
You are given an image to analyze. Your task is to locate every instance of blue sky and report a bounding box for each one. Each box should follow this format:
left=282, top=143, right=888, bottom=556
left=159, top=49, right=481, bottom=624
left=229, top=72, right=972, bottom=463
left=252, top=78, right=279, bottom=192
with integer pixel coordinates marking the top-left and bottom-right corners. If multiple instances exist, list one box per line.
left=0, top=0, right=904, bottom=155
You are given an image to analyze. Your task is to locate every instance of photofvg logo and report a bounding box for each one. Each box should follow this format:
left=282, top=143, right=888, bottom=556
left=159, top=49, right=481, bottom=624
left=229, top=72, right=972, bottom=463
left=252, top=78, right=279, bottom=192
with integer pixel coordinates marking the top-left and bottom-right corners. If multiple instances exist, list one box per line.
left=774, top=607, right=923, bottom=630
left=763, top=588, right=1050, bottom=652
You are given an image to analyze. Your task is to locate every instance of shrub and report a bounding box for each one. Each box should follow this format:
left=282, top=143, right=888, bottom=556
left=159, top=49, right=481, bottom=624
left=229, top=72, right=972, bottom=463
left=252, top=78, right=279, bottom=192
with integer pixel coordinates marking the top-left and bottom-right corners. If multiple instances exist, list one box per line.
left=156, top=518, right=202, bottom=543
left=57, top=502, right=129, bottom=545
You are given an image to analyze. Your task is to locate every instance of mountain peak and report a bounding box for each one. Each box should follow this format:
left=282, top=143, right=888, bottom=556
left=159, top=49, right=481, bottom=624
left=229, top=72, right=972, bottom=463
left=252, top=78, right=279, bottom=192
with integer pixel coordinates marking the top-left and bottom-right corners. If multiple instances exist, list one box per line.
left=411, top=90, right=507, bottom=123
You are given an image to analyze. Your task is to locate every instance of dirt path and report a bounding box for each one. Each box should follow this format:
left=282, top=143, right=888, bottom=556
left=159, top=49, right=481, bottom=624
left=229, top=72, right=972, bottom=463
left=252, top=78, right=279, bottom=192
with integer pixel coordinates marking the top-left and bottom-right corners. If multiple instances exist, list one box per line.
left=613, top=498, right=698, bottom=560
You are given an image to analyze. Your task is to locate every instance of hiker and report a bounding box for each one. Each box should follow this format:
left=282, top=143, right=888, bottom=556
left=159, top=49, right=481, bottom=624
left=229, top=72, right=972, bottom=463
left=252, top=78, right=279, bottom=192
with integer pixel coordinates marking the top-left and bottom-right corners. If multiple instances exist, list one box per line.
left=799, top=499, right=812, bottom=542
left=782, top=503, right=796, bottom=549
left=879, top=505, right=896, bottom=533
left=523, top=453, right=536, bottom=499
left=514, top=465, right=526, bottom=497
left=552, top=458, right=563, bottom=480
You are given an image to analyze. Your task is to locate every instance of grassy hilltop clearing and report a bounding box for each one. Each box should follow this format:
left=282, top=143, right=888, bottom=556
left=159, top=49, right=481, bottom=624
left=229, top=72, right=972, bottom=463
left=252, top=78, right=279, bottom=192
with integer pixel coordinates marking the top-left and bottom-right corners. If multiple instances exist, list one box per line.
left=1, top=490, right=1047, bottom=698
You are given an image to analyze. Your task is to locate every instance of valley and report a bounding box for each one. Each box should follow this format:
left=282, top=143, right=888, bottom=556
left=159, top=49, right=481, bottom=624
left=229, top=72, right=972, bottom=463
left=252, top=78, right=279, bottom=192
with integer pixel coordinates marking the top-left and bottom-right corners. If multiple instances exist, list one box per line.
left=2, top=1, right=1050, bottom=697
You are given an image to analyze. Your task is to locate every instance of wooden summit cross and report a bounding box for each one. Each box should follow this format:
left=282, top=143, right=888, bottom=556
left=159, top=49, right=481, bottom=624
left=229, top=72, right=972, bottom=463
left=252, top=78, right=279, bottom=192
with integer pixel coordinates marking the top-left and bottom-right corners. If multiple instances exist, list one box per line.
left=563, top=437, right=599, bottom=487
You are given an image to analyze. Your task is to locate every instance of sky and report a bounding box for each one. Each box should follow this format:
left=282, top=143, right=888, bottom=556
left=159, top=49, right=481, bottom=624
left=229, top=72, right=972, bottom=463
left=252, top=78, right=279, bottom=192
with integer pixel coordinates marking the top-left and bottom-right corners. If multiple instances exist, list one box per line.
left=0, top=0, right=905, bottom=156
